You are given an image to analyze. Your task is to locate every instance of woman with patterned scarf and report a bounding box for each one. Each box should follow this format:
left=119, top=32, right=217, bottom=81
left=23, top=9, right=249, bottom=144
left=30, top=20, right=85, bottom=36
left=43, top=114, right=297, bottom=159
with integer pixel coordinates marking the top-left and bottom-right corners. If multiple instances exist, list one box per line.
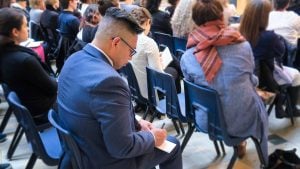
left=180, top=0, right=268, bottom=164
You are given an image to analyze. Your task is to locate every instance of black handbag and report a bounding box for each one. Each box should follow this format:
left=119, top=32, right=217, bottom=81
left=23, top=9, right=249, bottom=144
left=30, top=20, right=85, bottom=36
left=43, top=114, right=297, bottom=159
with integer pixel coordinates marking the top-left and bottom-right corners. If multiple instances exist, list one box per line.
left=268, top=149, right=300, bottom=169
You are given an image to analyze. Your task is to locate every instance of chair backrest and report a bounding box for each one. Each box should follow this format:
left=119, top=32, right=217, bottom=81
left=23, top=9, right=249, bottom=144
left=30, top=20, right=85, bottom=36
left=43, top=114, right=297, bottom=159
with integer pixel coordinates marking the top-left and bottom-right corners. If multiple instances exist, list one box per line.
left=1, top=83, right=11, bottom=99
left=40, top=24, right=59, bottom=49
left=29, top=21, right=44, bottom=41
left=173, top=36, right=187, bottom=52
left=119, top=62, right=148, bottom=105
left=146, top=67, right=186, bottom=121
left=48, top=109, right=84, bottom=169
left=152, top=32, right=175, bottom=55
left=7, top=91, right=60, bottom=165
left=183, top=79, right=243, bottom=146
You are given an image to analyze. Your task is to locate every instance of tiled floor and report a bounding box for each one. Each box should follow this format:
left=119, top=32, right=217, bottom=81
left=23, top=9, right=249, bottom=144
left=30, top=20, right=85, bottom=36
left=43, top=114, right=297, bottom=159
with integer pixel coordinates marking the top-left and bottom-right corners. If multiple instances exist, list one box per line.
left=0, top=99, right=300, bottom=169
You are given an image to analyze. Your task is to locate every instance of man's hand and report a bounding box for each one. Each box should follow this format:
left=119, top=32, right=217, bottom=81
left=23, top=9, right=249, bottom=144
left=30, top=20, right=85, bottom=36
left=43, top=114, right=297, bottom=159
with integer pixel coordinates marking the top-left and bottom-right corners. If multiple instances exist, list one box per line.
left=150, top=128, right=167, bottom=147
left=139, top=119, right=154, bottom=131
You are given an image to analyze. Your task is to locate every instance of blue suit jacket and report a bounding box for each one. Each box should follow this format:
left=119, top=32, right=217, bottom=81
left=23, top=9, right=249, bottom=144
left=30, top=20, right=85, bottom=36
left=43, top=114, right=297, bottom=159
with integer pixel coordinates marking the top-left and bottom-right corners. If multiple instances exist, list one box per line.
left=58, top=44, right=155, bottom=169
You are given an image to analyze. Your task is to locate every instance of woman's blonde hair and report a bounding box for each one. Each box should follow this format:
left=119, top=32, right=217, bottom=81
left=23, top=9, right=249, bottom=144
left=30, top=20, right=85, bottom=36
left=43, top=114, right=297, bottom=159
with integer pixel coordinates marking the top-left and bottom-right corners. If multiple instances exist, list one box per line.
left=29, top=0, right=44, bottom=9
left=239, top=0, right=272, bottom=47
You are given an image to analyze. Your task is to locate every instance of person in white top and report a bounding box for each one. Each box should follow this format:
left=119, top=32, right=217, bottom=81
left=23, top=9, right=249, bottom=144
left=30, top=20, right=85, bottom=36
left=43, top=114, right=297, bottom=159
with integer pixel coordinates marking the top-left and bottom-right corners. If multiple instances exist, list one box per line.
left=130, top=7, right=180, bottom=98
left=268, top=0, right=300, bottom=46
left=171, top=0, right=196, bottom=38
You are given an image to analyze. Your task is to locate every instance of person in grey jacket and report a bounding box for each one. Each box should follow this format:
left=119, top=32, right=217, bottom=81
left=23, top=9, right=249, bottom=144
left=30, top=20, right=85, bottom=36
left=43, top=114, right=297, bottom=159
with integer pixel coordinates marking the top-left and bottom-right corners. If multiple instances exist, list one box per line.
left=180, top=0, right=268, bottom=164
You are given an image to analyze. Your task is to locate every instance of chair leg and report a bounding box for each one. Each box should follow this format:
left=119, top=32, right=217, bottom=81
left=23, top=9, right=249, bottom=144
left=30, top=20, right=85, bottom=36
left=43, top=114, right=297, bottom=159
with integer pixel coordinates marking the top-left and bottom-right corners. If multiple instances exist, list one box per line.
left=251, top=137, right=266, bottom=168
left=149, top=110, right=157, bottom=123
left=267, top=101, right=275, bottom=116
left=142, top=105, right=149, bottom=120
left=285, top=94, right=295, bottom=125
left=180, top=123, right=195, bottom=153
left=178, top=121, right=185, bottom=136
left=7, top=125, right=24, bottom=159
left=219, top=141, right=226, bottom=154
left=171, top=119, right=180, bottom=136
left=0, top=107, right=13, bottom=132
left=25, top=153, right=37, bottom=169
left=213, top=140, right=221, bottom=156
left=227, top=146, right=238, bottom=169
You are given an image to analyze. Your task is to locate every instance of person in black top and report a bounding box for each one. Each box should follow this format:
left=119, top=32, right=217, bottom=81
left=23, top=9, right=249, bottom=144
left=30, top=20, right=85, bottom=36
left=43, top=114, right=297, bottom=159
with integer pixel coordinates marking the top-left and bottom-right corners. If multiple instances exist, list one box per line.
left=40, top=0, right=60, bottom=31
left=140, top=0, right=172, bottom=35
left=55, top=0, right=80, bottom=73
left=0, top=8, right=57, bottom=123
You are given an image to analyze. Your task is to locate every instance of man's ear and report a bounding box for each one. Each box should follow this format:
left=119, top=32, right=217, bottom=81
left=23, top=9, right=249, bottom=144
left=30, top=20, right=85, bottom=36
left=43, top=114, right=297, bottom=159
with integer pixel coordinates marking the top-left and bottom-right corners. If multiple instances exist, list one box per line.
left=111, top=37, right=121, bottom=47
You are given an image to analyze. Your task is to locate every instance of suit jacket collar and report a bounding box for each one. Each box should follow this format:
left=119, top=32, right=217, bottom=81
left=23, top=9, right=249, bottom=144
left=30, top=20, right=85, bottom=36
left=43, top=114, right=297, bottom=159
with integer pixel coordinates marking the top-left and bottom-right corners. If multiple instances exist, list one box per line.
left=83, top=44, right=112, bottom=66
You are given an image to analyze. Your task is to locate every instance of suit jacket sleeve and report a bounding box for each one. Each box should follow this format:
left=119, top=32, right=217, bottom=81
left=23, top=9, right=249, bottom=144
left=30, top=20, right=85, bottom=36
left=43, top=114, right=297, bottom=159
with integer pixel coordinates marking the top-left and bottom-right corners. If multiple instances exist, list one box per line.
left=89, top=76, right=155, bottom=159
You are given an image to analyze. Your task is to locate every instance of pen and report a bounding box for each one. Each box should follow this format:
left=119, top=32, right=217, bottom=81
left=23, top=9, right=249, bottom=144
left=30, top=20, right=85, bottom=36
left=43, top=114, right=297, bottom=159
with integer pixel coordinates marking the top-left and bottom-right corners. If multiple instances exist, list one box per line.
left=161, top=122, right=165, bottom=129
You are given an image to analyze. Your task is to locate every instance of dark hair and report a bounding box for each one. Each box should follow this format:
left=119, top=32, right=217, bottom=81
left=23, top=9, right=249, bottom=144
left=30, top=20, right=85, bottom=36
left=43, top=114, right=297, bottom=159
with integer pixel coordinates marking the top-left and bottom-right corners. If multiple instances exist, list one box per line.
left=192, top=0, right=223, bottom=26
left=59, top=0, right=69, bottom=9
left=141, top=0, right=161, bottom=13
left=273, top=0, right=290, bottom=10
left=0, top=0, right=10, bottom=8
left=131, top=7, right=151, bottom=26
left=0, top=8, right=24, bottom=46
left=98, top=0, right=119, bottom=16
left=105, top=7, right=143, bottom=34
left=168, top=0, right=178, bottom=6
left=84, top=4, right=99, bottom=23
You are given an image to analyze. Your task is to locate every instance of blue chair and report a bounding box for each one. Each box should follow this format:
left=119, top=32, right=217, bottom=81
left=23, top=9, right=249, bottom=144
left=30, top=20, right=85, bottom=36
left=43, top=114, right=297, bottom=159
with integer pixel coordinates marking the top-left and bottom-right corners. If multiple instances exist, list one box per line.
left=29, top=21, right=44, bottom=41
left=146, top=67, right=186, bottom=136
left=3, top=83, right=52, bottom=160
left=7, top=91, right=62, bottom=169
left=173, top=37, right=187, bottom=52
left=0, top=84, right=13, bottom=133
left=119, top=62, right=150, bottom=119
left=152, top=32, right=175, bottom=55
left=48, top=109, right=84, bottom=169
left=0, top=83, right=22, bottom=160
left=183, top=79, right=266, bottom=169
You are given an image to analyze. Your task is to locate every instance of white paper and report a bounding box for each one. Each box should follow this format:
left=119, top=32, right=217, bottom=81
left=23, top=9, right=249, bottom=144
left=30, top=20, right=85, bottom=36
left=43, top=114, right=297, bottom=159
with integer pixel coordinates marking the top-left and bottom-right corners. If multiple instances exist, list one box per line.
left=155, top=140, right=176, bottom=153
left=135, top=114, right=142, bottom=121
left=20, top=39, right=43, bottom=48
left=161, top=47, right=173, bottom=69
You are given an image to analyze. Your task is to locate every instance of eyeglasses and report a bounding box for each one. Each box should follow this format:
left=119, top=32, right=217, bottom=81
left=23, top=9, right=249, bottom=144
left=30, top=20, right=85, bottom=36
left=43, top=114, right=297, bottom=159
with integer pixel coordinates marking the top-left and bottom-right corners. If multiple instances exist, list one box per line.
left=112, top=37, right=137, bottom=57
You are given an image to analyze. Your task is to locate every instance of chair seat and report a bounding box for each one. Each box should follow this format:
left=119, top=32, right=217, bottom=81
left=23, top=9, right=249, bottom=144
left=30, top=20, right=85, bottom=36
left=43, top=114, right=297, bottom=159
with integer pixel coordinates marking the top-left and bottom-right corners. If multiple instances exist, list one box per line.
left=39, top=127, right=62, bottom=159
left=157, top=93, right=186, bottom=118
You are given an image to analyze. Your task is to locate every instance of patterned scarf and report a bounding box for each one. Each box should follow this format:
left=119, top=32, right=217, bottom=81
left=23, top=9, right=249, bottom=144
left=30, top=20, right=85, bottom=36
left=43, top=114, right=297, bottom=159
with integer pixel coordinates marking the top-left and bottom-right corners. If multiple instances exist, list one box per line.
left=187, top=19, right=245, bottom=83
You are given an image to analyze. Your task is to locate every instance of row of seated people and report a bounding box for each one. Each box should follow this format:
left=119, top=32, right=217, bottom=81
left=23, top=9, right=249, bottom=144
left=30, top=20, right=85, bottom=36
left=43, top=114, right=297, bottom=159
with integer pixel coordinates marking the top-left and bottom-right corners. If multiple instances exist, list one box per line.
left=1, top=0, right=282, bottom=168
left=1, top=1, right=300, bottom=169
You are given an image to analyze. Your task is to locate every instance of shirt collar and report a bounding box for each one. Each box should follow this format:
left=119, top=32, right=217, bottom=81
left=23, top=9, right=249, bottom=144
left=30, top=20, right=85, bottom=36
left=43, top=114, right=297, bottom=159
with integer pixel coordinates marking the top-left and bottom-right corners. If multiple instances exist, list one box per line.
left=90, top=43, right=113, bottom=66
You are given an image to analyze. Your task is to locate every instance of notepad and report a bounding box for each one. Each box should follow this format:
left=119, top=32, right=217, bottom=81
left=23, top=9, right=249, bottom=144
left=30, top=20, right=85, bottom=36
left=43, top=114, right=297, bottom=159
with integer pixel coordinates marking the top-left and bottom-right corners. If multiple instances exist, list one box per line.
left=20, top=39, right=43, bottom=48
left=161, top=47, right=173, bottom=69
left=155, top=140, right=176, bottom=153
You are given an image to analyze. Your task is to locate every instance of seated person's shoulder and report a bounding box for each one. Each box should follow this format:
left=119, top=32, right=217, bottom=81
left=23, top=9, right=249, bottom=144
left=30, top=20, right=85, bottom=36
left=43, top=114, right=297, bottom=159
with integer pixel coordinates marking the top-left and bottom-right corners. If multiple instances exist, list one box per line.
left=260, top=30, right=279, bottom=41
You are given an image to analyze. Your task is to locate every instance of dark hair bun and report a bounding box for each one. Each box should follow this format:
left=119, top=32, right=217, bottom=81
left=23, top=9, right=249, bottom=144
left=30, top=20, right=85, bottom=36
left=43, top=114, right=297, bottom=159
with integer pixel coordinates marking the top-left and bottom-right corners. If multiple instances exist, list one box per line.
left=98, top=0, right=104, bottom=6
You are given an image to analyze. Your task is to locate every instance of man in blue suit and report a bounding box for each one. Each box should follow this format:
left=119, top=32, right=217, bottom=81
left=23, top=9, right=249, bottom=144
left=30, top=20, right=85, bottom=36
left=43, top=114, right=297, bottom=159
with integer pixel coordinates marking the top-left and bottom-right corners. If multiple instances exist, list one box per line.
left=58, top=7, right=182, bottom=169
